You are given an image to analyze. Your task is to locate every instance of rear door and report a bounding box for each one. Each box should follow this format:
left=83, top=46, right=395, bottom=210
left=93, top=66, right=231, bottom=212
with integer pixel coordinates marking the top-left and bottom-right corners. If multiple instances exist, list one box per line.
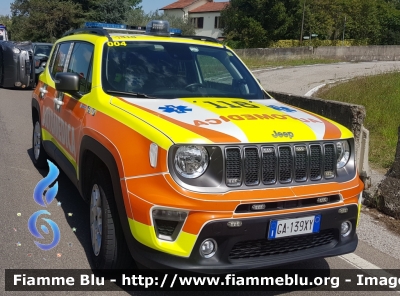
left=42, top=41, right=94, bottom=184
left=40, top=42, right=74, bottom=171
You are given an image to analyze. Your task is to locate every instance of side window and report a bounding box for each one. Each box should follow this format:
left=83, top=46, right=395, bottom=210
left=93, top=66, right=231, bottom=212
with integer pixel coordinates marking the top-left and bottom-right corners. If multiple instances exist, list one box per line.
left=67, top=42, right=94, bottom=95
left=51, top=43, right=72, bottom=77
left=48, top=43, right=59, bottom=73
left=191, top=17, right=204, bottom=29
left=197, top=54, right=233, bottom=85
left=214, top=16, right=224, bottom=29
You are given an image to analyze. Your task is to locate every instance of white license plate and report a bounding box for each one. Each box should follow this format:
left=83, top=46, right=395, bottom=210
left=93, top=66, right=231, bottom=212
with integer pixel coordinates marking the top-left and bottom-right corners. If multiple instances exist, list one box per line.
left=267, top=215, right=321, bottom=239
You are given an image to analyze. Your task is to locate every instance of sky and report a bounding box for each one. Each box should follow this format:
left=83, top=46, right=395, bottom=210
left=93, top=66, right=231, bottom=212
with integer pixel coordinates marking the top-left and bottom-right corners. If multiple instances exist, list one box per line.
left=0, top=0, right=228, bottom=16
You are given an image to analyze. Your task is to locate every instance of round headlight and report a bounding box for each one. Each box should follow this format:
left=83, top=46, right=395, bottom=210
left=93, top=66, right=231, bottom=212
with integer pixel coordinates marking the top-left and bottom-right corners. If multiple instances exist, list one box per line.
left=336, top=141, right=350, bottom=169
left=174, top=145, right=209, bottom=178
left=12, top=48, right=21, bottom=54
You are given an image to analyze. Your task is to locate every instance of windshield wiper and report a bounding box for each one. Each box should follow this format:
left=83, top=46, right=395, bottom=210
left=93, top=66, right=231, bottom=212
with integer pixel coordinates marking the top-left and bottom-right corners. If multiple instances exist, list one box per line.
left=104, top=90, right=159, bottom=99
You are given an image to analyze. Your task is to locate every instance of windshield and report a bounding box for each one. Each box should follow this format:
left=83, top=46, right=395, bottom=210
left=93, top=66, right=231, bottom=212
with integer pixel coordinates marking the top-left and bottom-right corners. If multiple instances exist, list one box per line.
left=34, top=45, right=52, bottom=57
left=102, top=41, right=266, bottom=100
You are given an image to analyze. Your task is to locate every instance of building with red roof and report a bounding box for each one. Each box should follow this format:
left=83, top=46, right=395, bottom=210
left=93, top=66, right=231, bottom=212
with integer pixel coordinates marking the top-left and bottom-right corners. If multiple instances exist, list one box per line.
left=160, top=0, right=229, bottom=39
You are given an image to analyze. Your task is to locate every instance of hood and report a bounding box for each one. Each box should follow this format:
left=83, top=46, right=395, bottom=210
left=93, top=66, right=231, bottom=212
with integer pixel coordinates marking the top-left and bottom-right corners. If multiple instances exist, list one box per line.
left=110, top=97, right=353, bottom=144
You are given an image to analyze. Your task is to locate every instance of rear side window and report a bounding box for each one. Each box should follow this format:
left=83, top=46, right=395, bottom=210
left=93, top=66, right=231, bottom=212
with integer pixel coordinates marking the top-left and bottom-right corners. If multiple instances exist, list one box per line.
left=67, top=42, right=94, bottom=95
left=47, top=44, right=59, bottom=72
left=50, top=42, right=72, bottom=77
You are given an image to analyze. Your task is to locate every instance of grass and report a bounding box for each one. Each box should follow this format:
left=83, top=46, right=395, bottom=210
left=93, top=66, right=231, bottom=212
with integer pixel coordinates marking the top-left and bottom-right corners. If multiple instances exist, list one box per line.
left=239, top=56, right=343, bottom=69
left=315, top=72, right=400, bottom=169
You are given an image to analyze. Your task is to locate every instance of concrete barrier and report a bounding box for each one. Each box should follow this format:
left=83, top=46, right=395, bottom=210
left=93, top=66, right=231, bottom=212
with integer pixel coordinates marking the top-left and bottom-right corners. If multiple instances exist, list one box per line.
left=235, top=45, right=400, bottom=62
left=315, top=45, right=400, bottom=62
left=235, top=47, right=314, bottom=60
left=268, top=90, right=371, bottom=185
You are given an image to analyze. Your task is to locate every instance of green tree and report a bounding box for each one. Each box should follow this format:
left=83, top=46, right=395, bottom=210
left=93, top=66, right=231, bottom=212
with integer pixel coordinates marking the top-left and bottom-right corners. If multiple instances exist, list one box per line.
left=125, top=9, right=196, bottom=36
left=221, top=0, right=267, bottom=47
left=85, top=0, right=142, bottom=23
left=344, top=0, right=381, bottom=43
left=304, top=0, right=345, bottom=40
left=10, top=0, right=83, bottom=42
left=378, top=0, right=400, bottom=44
left=221, top=0, right=302, bottom=47
left=0, top=15, right=12, bottom=39
left=127, top=0, right=142, bottom=9
left=0, top=15, right=12, bottom=28
left=86, top=0, right=129, bottom=23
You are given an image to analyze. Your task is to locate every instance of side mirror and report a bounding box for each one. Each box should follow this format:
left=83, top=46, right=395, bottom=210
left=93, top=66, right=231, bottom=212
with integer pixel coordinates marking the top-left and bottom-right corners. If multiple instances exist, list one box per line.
left=55, top=72, right=81, bottom=98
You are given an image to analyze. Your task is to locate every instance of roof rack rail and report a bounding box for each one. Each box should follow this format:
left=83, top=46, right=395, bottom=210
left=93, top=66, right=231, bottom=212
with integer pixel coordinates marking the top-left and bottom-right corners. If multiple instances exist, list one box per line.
left=177, top=35, right=221, bottom=44
left=62, top=27, right=113, bottom=41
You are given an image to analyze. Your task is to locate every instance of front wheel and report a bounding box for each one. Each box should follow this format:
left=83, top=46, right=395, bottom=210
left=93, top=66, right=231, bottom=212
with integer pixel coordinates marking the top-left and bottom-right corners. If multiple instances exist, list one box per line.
left=89, top=169, right=133, bottom=269
left=32, top=119, right=48, bottom=169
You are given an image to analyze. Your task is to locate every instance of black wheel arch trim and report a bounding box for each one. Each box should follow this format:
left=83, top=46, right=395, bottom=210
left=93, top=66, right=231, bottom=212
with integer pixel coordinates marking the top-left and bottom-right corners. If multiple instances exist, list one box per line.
left=79, top=136, right=137, bottom=257
left=31, top=97, right=40, bottom=124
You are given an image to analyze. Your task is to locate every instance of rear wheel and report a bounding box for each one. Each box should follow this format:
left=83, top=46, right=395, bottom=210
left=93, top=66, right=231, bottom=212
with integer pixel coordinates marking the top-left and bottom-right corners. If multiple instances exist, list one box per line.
left=32, top=119, right=48, bottom=169
left=89, top=169, right=133, bottom=269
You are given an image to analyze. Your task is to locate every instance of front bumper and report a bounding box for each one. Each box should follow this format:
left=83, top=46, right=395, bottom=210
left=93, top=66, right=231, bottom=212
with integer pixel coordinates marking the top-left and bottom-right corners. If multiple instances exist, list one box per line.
left=128, top=205, right=358, bottom=273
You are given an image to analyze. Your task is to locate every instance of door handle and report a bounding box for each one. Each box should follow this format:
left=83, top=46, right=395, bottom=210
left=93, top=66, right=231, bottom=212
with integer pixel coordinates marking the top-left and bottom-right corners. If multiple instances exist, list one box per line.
left=39, top=87, right=48, bottom=94
left=53, top=98, right=64, bottom=106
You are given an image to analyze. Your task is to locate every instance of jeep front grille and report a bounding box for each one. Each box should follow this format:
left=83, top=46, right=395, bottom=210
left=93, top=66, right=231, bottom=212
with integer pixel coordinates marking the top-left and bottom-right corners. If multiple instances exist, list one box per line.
left=225, top=143, right=337, bottom=187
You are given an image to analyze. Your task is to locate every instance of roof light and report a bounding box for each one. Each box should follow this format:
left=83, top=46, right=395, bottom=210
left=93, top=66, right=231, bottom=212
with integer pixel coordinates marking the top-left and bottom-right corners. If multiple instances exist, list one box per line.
left=169, top=28, right=182, bottom=36
left=84, top=20, right=182, bottom=36
left=146, top=20, right=170, bottom=36
left=84, top=22, right=146, bottom=34
left=85, top=22, right=127, bottom=29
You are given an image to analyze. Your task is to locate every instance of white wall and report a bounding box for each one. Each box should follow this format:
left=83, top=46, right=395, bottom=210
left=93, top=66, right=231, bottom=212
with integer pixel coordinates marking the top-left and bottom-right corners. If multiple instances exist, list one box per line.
left=190, top=12, right=224, bottom=38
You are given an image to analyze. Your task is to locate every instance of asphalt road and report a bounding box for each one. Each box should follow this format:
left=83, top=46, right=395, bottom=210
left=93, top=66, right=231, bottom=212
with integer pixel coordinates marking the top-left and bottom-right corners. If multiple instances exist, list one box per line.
left=1, top=61, right=400, bottom=295
left=254, top=60, right=400, bottom=96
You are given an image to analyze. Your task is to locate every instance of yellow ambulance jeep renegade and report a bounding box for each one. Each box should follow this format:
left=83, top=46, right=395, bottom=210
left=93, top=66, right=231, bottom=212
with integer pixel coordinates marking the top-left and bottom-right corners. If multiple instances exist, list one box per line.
left=31, top=20, right=364, bottom=272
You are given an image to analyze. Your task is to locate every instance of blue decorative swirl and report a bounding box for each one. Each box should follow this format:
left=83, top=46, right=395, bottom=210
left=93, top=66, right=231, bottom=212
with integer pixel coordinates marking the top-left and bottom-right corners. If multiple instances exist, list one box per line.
left=28, top=210, right=61, bottom=250
left=33, top=160, right=59, bottom=207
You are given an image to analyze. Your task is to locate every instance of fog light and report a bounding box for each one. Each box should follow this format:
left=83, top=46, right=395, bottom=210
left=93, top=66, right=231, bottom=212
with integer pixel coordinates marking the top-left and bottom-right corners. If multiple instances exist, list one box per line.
left=199, top=238, right=217, bottom=258
left=152, top=209, right=187, bottom=241
left=341, top=221, right=352, bottom=237
left=15, top=82, right=22, bottom=87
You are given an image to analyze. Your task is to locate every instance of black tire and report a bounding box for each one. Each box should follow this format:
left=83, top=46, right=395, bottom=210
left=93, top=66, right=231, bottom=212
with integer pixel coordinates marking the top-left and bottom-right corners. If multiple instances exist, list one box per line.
left=89, top=168, right=133, bottom=269
left=32, top=117, right=48, bottom=169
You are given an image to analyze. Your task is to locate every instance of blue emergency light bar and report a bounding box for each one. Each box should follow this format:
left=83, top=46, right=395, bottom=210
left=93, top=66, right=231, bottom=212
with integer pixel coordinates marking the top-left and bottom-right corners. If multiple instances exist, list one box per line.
left=169, top=28, right=182, bottom=35
left=85, top=22, right=127, bottom=29
left=84, top=21, right=182, bottom=36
